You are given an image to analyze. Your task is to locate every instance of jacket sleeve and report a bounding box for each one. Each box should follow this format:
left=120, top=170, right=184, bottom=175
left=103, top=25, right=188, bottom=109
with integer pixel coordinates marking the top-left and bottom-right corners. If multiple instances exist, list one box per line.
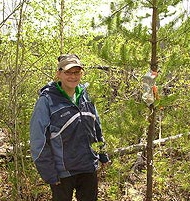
left=30, top=96, right=59, bottom=184
left=94, top=107, right=109, bottom=163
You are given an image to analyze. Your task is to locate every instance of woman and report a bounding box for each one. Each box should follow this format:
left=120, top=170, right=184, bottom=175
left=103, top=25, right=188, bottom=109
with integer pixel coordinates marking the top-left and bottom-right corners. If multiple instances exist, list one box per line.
left=30, top=54, right=109, bottom=201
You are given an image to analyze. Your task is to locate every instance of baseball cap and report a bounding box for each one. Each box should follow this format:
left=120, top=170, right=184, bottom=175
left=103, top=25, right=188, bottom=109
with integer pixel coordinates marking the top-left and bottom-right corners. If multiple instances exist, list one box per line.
left=57, top=54, right=83, bottom=71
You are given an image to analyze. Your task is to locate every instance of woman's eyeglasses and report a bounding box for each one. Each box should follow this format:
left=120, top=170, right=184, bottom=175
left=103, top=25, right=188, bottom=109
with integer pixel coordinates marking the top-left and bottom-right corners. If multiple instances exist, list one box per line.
left=60, top=69, right=82, bottom=76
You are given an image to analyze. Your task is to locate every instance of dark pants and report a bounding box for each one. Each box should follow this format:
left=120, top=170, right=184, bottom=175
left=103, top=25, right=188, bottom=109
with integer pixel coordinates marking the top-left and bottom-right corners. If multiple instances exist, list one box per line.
left=50, top=172, right=98, bottom=201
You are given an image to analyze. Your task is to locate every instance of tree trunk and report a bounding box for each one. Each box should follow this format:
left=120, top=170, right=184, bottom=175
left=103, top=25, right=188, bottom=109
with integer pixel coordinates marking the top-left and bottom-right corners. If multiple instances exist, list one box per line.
left=146, top=105, right=156, bottom=201
left=10, top=1, right=29, bottom=200
left=146, top=0, right=158, bottom=200
left=60, top=0, right=65, bottom=54
left=11, top=3, right=23, bottom=200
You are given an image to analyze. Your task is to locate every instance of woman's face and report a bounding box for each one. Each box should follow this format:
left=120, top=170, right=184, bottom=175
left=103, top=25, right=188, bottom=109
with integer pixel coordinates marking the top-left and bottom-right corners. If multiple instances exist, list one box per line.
left=56, top=67, right=83, bottom=91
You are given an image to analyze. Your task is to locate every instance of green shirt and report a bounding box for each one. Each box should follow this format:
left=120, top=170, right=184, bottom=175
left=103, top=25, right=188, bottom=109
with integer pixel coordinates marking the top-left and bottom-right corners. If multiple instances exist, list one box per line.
left=56, top=82, right=84, bottom=106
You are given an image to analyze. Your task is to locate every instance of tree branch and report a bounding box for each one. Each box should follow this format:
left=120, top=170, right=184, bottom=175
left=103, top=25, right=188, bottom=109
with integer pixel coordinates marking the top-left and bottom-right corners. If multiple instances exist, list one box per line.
left=113, top=132, right=190, bottom=156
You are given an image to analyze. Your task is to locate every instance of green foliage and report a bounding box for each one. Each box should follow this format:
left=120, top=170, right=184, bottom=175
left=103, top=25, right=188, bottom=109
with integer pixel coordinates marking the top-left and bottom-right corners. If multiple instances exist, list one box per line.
left=0, top=0, right=190, bottom=200
left=153, top=137, right=190, bottom=200
left=89, top=0, right=190, bottom=199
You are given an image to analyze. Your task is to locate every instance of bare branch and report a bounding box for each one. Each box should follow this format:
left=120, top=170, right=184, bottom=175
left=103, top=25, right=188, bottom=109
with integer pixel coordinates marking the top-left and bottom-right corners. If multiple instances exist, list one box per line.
left=0, top=0, right=28, bottom=28
left=113, top=132, right=190, bottom=156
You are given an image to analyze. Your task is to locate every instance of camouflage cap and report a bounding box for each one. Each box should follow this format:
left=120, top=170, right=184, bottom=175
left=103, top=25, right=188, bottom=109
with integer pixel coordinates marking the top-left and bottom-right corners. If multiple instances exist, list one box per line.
left=57, top=54, right=83, bottom=71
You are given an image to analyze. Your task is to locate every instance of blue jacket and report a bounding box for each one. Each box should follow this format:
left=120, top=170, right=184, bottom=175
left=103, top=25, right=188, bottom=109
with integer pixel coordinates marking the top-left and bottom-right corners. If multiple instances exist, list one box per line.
left=30, top=82, right=109, bottom=184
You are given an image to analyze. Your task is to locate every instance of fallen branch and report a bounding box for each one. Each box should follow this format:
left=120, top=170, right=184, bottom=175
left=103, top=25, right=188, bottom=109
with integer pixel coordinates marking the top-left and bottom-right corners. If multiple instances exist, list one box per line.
left=113, top=132, right=190, bottom=156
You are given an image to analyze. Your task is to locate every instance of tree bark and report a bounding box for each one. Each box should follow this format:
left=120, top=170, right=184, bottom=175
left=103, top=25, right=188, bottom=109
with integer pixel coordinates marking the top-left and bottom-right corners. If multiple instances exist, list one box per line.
left=146, top=0, right=158, bottom=200
left=146, top=105, right=156, bottom=201
left=12, top=2, right=24, bottom=200
left=60, top=0, right=65, bottom=54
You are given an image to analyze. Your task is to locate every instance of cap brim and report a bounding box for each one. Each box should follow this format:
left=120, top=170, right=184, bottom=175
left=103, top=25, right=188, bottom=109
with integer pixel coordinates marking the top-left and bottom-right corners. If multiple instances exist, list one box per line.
left=64, top=63, right=83, bottom=71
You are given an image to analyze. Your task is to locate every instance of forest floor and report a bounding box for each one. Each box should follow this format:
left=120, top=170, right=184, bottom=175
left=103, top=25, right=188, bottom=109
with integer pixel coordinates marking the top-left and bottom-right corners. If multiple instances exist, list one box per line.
left=1, top=156, right=190, bottom=201
left=0, top=163, right=145, bottom=201
left=0, top=128, right=190, bottom=201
